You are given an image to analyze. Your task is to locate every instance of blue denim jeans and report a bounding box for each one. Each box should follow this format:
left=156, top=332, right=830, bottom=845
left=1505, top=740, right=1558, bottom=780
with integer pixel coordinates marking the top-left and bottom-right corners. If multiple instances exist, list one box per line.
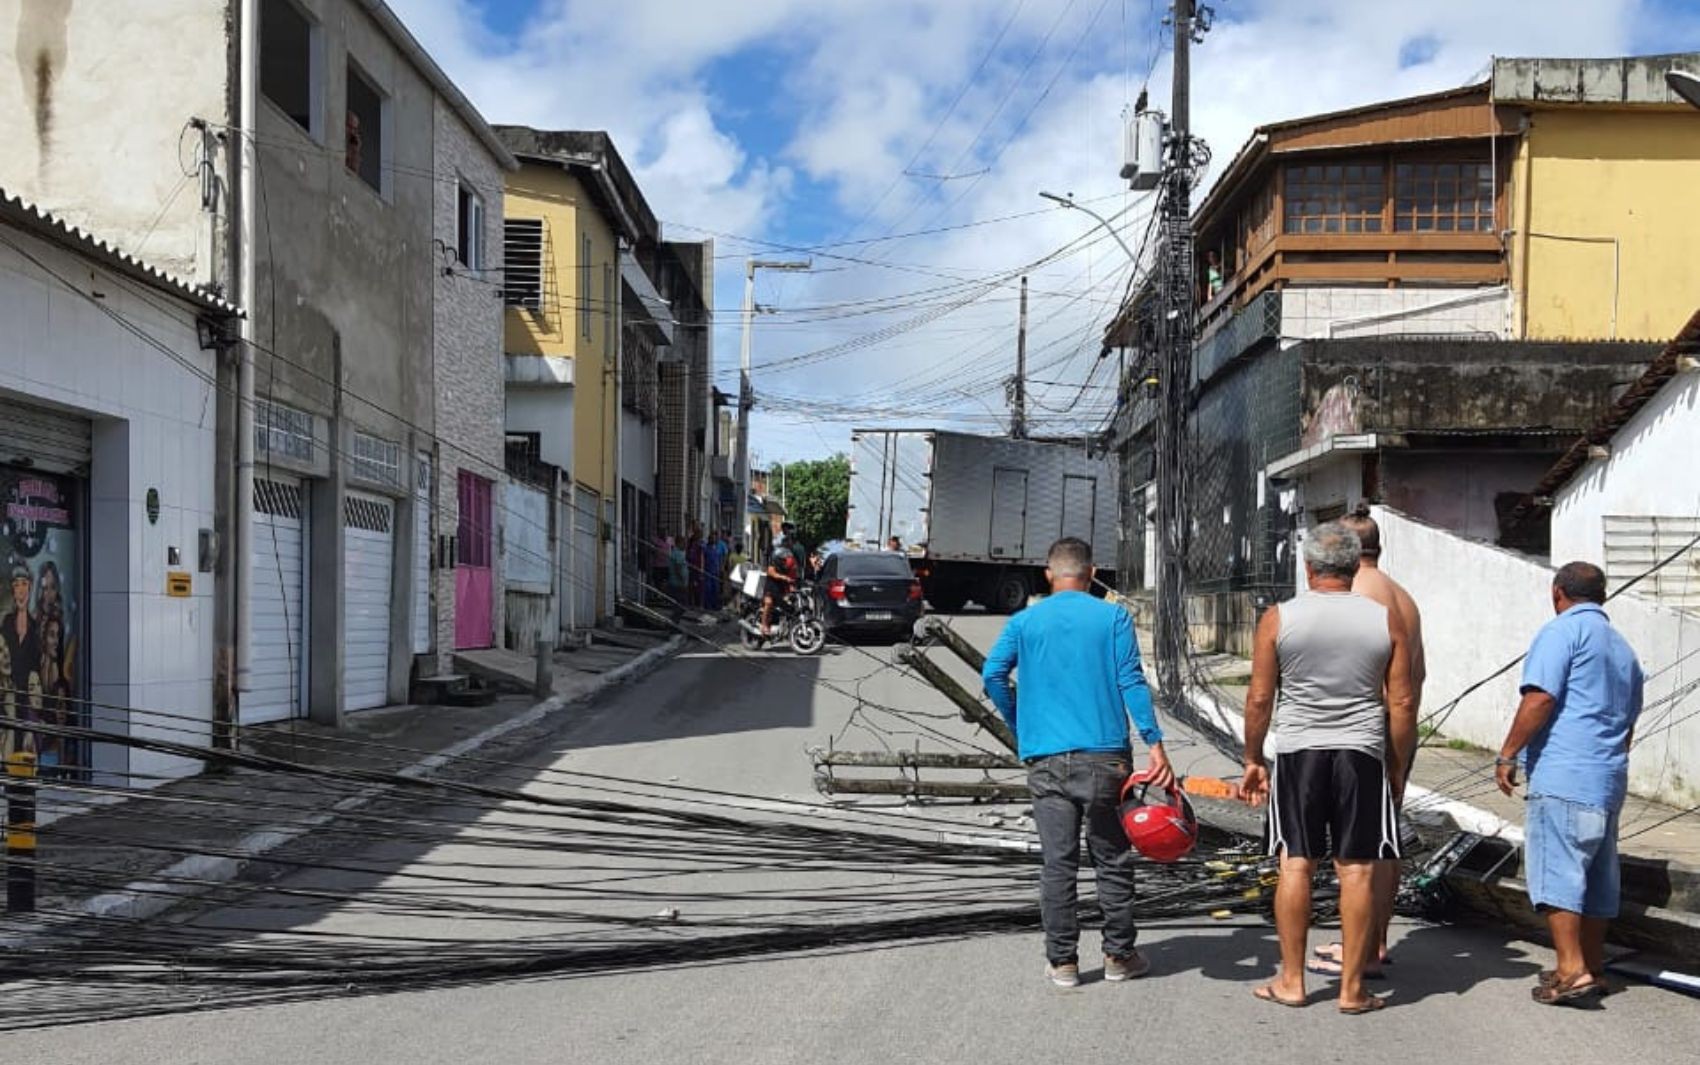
left=1525, top=794, right=1622, bottom=919
left=1027, top=750, right=1138, bottom=965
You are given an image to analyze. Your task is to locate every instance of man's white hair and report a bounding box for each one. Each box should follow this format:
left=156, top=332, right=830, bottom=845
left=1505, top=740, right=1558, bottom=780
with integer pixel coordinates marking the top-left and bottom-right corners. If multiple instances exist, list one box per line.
left=1304, top=522, right=1362, bottom=579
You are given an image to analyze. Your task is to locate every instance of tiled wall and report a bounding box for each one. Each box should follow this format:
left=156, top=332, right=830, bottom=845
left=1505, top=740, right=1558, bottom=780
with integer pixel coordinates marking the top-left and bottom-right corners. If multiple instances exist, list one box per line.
left=0, top=228, right=220, bottom=785
left=1281, top=285, right=1512, bottom=342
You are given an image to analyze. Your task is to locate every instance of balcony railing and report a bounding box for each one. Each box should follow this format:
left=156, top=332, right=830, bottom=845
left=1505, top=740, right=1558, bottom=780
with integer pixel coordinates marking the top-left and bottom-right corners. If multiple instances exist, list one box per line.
left=1195, top=289, right=1282, bottom=386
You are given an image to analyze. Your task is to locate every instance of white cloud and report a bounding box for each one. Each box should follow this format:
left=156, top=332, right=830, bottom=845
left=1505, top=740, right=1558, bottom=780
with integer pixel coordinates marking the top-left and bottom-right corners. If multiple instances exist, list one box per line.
left=388, top=0, right=1666, bottom=463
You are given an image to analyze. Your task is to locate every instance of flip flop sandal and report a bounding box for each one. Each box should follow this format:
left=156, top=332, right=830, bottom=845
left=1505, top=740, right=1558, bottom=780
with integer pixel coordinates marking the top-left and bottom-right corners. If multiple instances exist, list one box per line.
left=1253, top=984, right=1307, bottom=1009
left=1306, top=957, right=1387, bottom=980
left=1538, top=971, right=1615, bottom=995
left=1339, top=996, right=1388, bottom=1016
left=1532, top=975, right=1607, bottom=1006
left=1315, top=943, right=1393, bottom=966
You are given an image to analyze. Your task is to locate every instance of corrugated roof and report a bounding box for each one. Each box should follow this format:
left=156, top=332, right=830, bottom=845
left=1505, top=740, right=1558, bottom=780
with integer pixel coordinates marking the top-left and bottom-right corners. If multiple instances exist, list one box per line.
left=0, top=189, right=243, bottom=316
left=1517, top=306, right=1700, bottom=517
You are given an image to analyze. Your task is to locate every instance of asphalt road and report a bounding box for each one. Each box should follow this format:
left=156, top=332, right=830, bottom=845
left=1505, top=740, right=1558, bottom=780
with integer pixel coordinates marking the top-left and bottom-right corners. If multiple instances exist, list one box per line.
left=5, top=613, right=1697, bottom=1064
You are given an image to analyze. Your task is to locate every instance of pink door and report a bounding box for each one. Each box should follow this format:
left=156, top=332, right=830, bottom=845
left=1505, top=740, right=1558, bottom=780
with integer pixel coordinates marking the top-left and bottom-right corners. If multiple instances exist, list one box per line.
left=455, top=471, right=494, bottom=649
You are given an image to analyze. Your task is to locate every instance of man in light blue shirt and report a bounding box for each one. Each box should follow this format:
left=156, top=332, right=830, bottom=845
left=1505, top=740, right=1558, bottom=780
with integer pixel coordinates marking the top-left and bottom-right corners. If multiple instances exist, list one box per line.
left=982, top=537, right=1171, bottom=988
left=1496, top=561, right=1643, bottom=1007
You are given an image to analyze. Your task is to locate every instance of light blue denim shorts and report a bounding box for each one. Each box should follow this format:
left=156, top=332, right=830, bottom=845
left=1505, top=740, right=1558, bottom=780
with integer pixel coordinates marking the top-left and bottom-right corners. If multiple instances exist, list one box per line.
left=1524, top=794, right=1621, bottom=919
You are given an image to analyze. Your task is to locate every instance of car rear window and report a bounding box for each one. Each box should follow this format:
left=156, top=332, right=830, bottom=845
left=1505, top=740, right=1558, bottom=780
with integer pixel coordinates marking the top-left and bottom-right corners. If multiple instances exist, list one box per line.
left=836, top=554, right=913, bottom=579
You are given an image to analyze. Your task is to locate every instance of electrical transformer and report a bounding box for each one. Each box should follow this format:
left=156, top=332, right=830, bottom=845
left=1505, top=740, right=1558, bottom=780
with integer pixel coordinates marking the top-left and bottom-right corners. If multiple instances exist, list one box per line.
left=1120, top=110, right=1165, bottom=191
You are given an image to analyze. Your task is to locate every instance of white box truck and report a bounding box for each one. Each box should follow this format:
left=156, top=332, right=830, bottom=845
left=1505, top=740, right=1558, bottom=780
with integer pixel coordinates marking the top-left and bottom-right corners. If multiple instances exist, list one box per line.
left=846, top=429, right=1118, bottom=613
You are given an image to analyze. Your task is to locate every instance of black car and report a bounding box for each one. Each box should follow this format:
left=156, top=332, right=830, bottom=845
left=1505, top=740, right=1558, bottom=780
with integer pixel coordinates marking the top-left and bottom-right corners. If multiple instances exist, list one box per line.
left=817, top=551, right=924, bottom=639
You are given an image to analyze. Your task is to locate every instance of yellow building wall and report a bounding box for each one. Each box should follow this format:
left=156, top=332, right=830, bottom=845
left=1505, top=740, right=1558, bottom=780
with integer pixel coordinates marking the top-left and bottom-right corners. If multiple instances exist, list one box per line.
left=1514, top=109, right=1700, bottom=342
left=502, top=164, right=620, bottom=497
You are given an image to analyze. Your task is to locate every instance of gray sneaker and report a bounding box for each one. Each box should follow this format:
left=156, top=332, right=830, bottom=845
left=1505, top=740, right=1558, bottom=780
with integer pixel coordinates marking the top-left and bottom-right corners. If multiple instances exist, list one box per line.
left=1104, top=952, right=1151, bottom=981
left=1047, top=962, right=1081, bottom=988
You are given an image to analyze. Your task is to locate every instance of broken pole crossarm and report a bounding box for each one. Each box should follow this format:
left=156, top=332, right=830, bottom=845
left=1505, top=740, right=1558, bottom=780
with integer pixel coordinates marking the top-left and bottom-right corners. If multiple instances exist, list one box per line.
left=808, top=747, right=1022, bottom=771
left=923, top=619, right=989, bottom=674
left=896, top=644, right=1019, bottom=754
left=813, top=775, right=1032, bottom=801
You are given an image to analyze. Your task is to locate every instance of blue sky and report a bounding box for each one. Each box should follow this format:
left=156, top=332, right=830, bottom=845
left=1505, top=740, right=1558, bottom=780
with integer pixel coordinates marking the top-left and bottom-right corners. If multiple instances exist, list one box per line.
left=395, top=0, right=1700, bottom=464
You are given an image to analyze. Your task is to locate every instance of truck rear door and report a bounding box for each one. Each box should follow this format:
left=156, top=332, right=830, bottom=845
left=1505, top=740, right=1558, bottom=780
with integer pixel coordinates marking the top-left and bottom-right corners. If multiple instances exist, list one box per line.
left=989, top=467, right=1028, bottom=559
left=1060, top=474, right=1097, bottom=544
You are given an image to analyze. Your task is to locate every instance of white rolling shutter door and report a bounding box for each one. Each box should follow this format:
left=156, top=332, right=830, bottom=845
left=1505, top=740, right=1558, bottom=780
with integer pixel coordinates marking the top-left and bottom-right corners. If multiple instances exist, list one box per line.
left=247, top=478, right=307, bottom=724
left=0, top=398, right=91, bottom=474
left=343, top=493, right=395, bottom=711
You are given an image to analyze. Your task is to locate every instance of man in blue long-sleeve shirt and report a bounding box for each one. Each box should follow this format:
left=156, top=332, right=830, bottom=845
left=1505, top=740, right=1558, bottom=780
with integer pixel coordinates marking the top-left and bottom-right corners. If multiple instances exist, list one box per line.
left=982, top=537, right=1171, bottom=989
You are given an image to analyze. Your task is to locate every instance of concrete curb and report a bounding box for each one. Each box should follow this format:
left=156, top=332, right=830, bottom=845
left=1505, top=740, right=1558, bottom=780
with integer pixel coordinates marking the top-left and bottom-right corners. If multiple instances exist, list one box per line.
left=2, top=634, right=686, bottom=944
left=1183, top=683, right=1525, bottom=843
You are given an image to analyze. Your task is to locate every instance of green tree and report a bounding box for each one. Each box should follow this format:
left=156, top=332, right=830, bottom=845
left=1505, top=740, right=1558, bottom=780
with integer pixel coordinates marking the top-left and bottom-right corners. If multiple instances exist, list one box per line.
left=781, top=454, right=850, bottom=550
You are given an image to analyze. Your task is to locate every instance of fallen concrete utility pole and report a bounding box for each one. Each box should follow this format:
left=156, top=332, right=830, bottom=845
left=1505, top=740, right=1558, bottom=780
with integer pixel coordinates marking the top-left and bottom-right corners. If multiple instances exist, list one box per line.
left=895, top=643, right=1018, bottom=754
left=813, top=775, right=1031, bottom=801
left=922, top=618, right=988, bottom=674
left=810, top=748, right=1021, bottom=771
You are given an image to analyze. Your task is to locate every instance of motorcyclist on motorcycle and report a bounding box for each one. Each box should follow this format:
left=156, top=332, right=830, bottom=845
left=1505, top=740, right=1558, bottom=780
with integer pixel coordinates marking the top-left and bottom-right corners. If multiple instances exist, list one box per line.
left=761, top=537, right=800, bottom=637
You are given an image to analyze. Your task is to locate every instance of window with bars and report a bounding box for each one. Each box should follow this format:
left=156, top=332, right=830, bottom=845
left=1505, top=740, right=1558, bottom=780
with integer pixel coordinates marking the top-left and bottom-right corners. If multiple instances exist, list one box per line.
left=255, top=399, right=315, bottom=463
left=343, top=495, right=393, bottom=534
left=254, top=478, right=305, bottom=518
left=1283, top=162, right=1385, bottom=234
left=503, top=218, right=544, bottom=309
left=350, top=431, right=399, bottom=487
left=1393, top=161, right=1495, bottom=232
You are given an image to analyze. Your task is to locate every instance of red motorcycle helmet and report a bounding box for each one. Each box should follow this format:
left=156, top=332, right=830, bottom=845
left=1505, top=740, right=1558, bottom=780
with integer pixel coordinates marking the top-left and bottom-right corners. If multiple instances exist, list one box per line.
left=1118, top=769, right=1200, bottom=863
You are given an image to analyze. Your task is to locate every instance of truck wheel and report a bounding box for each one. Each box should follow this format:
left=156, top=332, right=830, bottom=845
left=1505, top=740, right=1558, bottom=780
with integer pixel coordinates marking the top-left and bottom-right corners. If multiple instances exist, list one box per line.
left=928, top=588, right=967, bottom=613
left=989, top=573, right=1030, bottom=615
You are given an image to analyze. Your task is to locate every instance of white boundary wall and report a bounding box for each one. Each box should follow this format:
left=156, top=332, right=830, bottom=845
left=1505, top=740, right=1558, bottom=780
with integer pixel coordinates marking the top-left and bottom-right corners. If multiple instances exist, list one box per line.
left=1374, top=505, right=1700, bottom=809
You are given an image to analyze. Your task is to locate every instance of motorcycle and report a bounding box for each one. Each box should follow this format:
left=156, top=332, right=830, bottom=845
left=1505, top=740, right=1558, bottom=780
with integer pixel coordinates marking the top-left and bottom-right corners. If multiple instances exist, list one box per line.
left=731, top=564, right=826, bottom=655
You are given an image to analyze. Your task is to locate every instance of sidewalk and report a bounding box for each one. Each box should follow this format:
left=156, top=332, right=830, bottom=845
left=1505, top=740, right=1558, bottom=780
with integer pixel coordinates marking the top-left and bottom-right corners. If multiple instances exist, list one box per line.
left=4, top=624, right=690, bottom=937
left=1186, top=650, right=1700, bottom=890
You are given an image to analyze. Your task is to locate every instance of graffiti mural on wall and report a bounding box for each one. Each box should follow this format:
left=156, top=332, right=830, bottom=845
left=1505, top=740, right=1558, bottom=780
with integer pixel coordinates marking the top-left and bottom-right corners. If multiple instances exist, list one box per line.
left=0, top=467, right=85, bottom=772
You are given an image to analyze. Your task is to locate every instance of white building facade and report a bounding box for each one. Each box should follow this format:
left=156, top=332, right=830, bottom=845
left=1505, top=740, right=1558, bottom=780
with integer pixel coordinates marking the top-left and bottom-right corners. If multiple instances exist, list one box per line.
left=0, top=193, right=240, bottom=785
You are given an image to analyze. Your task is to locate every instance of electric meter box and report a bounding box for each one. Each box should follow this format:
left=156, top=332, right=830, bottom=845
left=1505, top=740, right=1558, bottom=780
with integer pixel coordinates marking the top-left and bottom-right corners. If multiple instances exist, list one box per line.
left=1120, top=111, right=1164, bottom=191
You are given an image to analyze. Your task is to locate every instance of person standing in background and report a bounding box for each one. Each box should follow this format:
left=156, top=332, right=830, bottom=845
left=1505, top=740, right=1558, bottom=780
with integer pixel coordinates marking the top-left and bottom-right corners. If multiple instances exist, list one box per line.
left=1241, top=522, right=1416, bottom=1015
left=703, top=532, right=727, bottom=611
left=650, top=531, right=673, bottom=600
left=686, top=528, right=706, bottom=609
left=1305, top=506, right=1425, bottom=979
left=668, top=537, right=688, bottom=604
left=982, top=537, right=1170, bottom=989
left=1496, top=562, right=1643, bottom=1007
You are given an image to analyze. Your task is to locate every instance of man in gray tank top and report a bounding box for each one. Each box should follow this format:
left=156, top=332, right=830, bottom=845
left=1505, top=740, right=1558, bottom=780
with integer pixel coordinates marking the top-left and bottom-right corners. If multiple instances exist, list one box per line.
left=1240, top=522, right=1417, bottom=1015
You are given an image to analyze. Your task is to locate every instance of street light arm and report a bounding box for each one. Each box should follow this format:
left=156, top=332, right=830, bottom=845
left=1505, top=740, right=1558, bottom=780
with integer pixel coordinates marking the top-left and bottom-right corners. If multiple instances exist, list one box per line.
left=1039, top=191, right=1143, bottom=266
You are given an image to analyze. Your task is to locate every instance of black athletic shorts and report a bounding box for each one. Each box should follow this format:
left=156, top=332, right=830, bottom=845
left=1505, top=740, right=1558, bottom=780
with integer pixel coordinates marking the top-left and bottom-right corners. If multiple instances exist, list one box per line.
left=1265, top=748, right=1402, bottom=861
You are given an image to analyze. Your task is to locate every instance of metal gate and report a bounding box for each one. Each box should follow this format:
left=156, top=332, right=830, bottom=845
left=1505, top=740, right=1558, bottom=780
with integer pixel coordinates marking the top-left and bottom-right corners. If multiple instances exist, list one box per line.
left=454, top=471, right=494, bottom=650
left=342, top=492, right=394, bottom=712
left=247, top=477, right=307, bottom=724
left=572, top=486, right=599, bottom=627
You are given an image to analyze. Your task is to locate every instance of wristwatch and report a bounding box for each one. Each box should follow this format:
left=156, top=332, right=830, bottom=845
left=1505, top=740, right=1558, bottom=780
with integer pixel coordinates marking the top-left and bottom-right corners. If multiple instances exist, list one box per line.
left=1494, top=756, right=1518, bottom=768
